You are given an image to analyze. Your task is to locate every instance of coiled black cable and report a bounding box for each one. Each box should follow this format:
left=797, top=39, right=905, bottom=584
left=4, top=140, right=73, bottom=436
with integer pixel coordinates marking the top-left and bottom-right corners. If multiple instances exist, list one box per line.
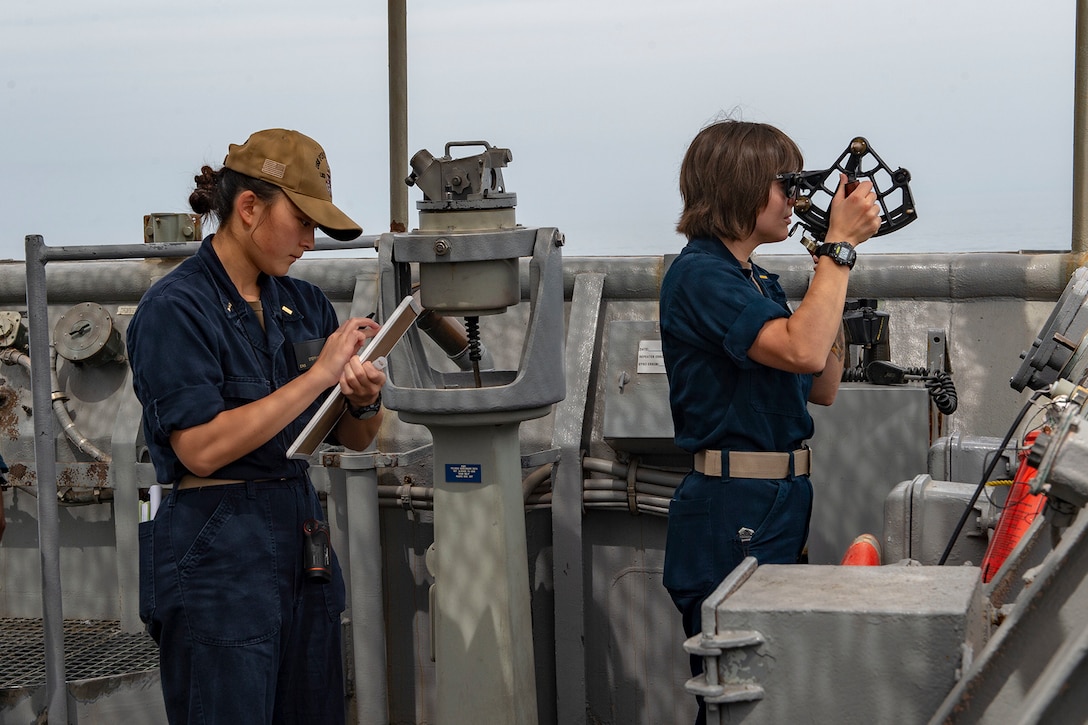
left=842, top=361, right=958, bottom=414
left=465, top=315, right=483, bottom=388
left=465, top=316, right=481, bottom=363
left=841, top=365, right=868, bottom=383
left=925, top=371, right=958, bottom=415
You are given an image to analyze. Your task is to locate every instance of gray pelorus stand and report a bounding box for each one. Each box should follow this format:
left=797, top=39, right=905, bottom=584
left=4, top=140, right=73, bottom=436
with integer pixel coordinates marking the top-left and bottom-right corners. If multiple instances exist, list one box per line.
left=377, top=141, right=565, bottom=725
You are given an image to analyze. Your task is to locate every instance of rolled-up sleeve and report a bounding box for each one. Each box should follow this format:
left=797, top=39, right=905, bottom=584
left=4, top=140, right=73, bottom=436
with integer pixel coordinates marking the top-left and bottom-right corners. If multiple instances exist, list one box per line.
left=129, top=295, right=227, bottom=440
left=662, top=255, right=788, bottom=369
left=721, top=296, right=789, bottom=367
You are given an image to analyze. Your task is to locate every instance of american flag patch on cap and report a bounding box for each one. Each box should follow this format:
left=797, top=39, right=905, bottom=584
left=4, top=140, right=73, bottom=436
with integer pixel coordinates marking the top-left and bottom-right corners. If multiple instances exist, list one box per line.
left=261, top=159, right=287, bottom=179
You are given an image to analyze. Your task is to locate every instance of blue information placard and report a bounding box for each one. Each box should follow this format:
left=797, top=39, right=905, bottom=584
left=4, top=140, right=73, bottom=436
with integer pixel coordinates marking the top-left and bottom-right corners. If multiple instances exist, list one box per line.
left=445, top=463, right=483, bottom=484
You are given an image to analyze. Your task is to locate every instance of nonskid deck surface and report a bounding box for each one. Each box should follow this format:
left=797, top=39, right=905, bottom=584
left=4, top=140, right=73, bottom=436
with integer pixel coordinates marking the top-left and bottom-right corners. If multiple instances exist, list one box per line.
left=0, top=618, right=158, bottom=689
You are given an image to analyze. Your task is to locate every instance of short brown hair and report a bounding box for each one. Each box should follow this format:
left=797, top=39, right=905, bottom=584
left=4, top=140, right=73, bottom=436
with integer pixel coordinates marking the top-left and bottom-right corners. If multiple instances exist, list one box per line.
left=676, top=120, right=803, bottom=242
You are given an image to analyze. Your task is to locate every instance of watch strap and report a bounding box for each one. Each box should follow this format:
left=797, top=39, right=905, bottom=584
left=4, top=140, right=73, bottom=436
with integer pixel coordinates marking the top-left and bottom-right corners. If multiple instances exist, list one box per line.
left=346, top=392, right=382, bottom=420
left=814, top=241, right=856, bottom=269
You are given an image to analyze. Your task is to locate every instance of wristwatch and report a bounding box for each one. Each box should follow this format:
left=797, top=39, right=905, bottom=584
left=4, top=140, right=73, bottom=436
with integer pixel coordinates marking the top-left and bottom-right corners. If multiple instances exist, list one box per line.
left=814, top=241, right=857, bottom=269
left=346, top=392, right=382, bottom=420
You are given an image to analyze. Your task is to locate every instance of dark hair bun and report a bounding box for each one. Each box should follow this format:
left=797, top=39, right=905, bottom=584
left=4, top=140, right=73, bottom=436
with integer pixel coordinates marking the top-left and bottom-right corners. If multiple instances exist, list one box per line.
left=189, top=165, right=220, bottom=216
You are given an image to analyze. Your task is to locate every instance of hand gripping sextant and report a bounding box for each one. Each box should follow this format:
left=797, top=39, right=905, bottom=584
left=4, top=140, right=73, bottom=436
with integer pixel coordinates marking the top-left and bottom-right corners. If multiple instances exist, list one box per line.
left=788, top=136, right=917, bottom=247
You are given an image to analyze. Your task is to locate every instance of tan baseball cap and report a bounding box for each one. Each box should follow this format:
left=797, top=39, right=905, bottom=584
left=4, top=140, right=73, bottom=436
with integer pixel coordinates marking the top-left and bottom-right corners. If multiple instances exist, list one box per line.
left=223, top=129, right=362, bottom=241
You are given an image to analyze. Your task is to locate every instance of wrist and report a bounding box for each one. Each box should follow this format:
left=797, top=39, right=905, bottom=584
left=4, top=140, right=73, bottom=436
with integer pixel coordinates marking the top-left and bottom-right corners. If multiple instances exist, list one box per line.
left=825, top=227, right=866, bottom=246
left=814, top=241, right=856, bottom=269
left=345, top=392, right=382, bottom=420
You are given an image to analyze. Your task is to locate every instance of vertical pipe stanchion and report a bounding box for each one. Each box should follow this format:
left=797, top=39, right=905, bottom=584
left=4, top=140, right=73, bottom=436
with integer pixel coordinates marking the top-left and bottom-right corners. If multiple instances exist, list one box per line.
left=344, top=467, right=390, bottom=724
left=551, top=273, right=606, bottom=725
left=24, top=234, right=68, bottom=724
left=112, top=372, right=146, bottom=633
left=388, top=0, right=409, bottom=233
left=1073, top=0, right=1088, bottom=254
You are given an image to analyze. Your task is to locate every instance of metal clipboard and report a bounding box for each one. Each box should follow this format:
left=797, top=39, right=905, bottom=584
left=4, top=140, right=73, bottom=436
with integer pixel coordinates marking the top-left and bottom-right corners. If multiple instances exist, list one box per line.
left=287, top=294, right=421, bottom=459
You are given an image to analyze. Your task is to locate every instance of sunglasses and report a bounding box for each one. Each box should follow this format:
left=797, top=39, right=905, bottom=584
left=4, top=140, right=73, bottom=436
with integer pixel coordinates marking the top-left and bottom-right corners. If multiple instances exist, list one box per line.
left=775, top=172, right=803, bottom=201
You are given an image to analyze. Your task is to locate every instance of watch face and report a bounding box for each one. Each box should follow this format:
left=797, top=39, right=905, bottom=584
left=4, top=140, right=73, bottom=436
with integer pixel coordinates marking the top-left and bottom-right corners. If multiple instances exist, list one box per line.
left=818, top=242, right=855, bottom=267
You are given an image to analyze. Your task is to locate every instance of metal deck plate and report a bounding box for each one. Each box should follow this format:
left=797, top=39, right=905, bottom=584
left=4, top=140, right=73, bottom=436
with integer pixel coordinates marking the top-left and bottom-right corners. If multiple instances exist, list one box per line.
left=0, top=618, right=158, bottom=688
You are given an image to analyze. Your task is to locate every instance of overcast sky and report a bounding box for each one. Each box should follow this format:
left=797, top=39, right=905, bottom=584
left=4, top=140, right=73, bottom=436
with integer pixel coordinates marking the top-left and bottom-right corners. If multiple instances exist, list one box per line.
left=0, top=0, right=1077, bottom=260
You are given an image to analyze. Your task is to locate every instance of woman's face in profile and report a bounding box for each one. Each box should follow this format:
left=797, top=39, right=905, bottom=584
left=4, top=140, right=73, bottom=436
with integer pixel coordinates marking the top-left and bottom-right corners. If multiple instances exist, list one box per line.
left=249, top=194, right=317, bottom=276
left=750, top=178, right=796, bottom=245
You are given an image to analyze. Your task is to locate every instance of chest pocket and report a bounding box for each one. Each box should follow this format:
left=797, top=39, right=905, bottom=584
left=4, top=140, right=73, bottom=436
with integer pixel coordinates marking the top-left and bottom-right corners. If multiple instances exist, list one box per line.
left=747, top=367, right=806, bottom=418
left=222, top=377, right=272, bottom=409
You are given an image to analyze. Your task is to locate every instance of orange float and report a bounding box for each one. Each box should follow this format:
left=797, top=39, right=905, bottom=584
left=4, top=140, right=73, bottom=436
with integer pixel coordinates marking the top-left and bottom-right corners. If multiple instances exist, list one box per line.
left=840, top=533, right=882, bottom=566
left=980, top=430, right=1047, bottom=583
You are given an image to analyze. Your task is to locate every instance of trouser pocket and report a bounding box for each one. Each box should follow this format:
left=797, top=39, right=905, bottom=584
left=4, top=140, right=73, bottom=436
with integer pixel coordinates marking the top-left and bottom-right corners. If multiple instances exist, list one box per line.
left=729, top=477, right=809, bottom=565
left=663, top=496, right=716, bottom=601
left=138, top=520, right=160, bottom=641
left=172, top=491, right=281, bottom=646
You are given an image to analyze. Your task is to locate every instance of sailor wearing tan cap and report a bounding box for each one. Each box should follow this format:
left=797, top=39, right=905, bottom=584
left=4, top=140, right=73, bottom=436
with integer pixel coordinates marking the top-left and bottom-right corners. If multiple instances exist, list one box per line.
left=127, top=129, right=381, bottom=724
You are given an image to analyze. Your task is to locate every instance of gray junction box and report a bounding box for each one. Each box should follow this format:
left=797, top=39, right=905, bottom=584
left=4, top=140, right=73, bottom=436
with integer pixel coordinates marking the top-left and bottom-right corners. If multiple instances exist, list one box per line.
left=705, top=563, right=987, bottom=724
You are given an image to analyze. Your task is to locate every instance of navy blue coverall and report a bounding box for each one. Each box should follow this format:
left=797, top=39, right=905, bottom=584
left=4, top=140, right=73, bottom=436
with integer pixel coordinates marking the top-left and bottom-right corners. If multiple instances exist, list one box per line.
left=128, top=236, right=347, bottom=725
left=659, top=237, right=815, bottom=724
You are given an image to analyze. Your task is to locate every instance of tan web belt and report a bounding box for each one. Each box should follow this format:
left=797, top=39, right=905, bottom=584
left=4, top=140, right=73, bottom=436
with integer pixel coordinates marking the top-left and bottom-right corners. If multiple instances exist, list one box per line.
left=693, top=447, right=811, bottom=479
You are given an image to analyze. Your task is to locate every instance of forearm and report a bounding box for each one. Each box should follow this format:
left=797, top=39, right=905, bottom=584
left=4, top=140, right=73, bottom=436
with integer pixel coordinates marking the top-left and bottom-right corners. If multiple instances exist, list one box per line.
left=750, top=258, right=851, bottom=372
left=809, top=325, right=846, bottom=405
left=170, top=369, right=333, bottom=477
left=334, top=407, right=384, bottom=451
left=789, top=259, right=851, bottom=354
